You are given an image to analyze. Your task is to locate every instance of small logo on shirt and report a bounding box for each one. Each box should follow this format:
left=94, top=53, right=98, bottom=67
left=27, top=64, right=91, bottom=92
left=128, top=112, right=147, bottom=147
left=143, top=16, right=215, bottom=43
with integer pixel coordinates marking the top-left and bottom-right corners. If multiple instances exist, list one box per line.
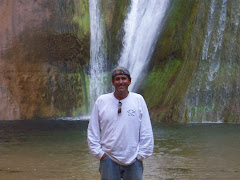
left=127, top=110, right=135, bottom=116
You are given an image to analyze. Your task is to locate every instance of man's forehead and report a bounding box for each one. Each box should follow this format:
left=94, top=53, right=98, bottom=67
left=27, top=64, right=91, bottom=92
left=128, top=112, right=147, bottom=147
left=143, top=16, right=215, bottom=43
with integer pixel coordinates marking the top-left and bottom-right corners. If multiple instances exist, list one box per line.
left=114, top=73, right=128, bottom=78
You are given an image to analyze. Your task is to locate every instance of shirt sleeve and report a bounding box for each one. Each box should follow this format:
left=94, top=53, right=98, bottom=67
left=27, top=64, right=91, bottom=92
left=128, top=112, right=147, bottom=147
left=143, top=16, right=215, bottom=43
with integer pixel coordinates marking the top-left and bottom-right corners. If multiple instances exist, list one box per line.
left=87, top=100, right=105, bottom=160
left=137, top=96, right=154, bottom=161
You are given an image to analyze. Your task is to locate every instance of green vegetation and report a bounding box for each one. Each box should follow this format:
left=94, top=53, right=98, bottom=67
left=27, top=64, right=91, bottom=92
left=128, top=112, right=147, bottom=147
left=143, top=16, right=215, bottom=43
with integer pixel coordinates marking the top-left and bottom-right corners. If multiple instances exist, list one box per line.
left=141, top=0, right=211, bottom=122
left=106, top=0, right=130, bottom=65
left=72, top=0, right=90, bottom=35
left=144, top=59, right=181, bottom=108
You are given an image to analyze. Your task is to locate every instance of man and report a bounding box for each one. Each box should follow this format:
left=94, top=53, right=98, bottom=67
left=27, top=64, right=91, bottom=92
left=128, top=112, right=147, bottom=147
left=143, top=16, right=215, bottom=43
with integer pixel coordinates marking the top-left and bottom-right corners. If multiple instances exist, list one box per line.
left=88, top=67, right=154, bottom=180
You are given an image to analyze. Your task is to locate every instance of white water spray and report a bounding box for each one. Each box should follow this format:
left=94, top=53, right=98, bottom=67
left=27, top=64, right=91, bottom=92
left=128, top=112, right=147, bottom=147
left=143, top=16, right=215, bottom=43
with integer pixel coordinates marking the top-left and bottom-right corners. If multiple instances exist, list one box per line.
left=118, top=0, right=170, bottom=91
left=89, top=0, right=107, bottom=108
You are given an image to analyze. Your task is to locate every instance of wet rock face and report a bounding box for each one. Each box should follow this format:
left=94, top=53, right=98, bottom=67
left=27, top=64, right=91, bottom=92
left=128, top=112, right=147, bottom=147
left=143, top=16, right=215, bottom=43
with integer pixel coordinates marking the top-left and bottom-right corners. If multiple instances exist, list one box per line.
left=1, top=0, right=238, bottom=122
left=143, top=0, right=240, bottom=123
left=0, top=0, right=90, bottom=120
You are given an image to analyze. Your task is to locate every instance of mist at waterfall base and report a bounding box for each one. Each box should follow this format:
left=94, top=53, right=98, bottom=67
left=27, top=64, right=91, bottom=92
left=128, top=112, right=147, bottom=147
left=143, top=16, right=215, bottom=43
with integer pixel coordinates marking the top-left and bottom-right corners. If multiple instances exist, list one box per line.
left=1, top=120, right=239, bottom=179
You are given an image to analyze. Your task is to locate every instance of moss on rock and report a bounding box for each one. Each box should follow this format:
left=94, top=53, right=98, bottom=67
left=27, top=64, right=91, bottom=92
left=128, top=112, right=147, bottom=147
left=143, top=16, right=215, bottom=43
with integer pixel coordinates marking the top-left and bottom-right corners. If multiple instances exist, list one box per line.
left=142, top=0, right=209, bottom=122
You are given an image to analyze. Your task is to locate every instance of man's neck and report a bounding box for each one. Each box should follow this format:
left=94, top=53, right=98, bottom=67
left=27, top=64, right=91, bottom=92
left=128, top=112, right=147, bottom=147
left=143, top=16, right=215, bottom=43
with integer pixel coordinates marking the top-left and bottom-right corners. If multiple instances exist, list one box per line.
left=114, top=91, right=129, bottom=101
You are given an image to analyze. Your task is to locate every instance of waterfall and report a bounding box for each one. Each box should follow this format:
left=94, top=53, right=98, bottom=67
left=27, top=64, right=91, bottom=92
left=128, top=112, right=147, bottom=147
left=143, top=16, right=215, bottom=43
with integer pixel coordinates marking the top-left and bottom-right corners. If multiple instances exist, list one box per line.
left=88, top=0, right=170, bottom=106
left=89, top=0, right=107, bottom=108
left=118, top=0, right=170, bottom=92
left=187, top=0, right=240, bottom=122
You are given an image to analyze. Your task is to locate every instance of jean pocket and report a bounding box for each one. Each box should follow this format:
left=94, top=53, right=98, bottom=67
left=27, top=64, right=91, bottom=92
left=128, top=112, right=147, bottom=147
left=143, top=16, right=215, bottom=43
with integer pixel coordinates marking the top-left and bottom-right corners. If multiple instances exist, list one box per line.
left=100, top=155, right=108, bottom=162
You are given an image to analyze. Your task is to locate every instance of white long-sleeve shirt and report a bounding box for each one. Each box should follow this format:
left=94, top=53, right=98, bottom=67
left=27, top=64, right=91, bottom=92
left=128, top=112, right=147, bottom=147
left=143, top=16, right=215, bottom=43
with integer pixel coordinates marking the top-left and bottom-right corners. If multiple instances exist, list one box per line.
left=87, top=92, right=154, bottom=165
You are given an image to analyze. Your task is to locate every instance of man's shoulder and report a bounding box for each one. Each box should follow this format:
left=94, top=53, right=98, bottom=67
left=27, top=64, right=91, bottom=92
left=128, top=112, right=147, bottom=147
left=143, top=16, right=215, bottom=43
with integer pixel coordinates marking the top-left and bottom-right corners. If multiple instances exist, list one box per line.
left=129, top=92, right=147, bottom=105
left=97, top=93, right=113, bottom=101
left=129, top=92, right=144, bottom=99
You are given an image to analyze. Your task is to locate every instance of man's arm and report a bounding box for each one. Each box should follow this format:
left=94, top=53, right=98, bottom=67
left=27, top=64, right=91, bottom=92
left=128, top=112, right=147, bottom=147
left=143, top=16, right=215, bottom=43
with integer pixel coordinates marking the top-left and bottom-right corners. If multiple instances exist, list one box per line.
left=87, top=102, right=105, bottom=160
left=137, top=96, right=154, bottom=161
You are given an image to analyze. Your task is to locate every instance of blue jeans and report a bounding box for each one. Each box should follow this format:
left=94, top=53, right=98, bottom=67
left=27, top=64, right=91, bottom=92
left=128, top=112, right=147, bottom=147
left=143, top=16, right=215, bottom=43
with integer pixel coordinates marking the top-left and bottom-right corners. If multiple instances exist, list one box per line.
left=99, top=156, right=143, bottom=180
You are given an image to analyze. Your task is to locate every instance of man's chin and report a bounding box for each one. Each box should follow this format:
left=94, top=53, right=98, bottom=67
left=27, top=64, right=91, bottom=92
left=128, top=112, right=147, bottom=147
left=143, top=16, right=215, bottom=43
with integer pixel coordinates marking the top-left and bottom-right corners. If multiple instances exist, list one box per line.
left=116, top=87, right=128, bottom=92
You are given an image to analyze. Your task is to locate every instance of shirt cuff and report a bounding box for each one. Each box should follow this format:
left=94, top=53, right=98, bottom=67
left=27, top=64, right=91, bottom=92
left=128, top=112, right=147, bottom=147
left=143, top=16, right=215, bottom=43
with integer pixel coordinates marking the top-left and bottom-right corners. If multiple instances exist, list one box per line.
left=98, top=151, right=105, bottom=160
left=137, top=154, right=144, bottom=161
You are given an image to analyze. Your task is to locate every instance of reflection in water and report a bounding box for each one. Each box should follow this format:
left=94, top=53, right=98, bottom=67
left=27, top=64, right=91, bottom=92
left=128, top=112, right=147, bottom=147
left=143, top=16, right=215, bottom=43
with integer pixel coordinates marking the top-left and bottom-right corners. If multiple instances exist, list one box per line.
left=0, top=121, right=239, bottom=179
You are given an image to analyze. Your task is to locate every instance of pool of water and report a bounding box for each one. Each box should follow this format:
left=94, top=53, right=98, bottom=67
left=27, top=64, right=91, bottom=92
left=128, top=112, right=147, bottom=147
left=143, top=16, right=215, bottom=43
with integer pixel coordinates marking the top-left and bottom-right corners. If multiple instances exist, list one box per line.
left=0, top=120, right=239, bottom=179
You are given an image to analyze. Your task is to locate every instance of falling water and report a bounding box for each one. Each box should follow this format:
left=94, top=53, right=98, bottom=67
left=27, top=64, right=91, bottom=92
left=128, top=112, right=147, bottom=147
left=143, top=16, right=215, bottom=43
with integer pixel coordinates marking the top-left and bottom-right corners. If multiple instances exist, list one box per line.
left=187, top=0, right=240, bottom=122
left=118, top=0, right=170, bottom=91
left=89, top=0, right=107, bottom=108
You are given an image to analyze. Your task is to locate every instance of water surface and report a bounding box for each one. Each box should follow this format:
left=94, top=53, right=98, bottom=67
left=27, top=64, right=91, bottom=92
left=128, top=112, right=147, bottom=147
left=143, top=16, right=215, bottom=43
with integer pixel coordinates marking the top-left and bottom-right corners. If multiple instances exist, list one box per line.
left=0, top=120, right=239, bottom=179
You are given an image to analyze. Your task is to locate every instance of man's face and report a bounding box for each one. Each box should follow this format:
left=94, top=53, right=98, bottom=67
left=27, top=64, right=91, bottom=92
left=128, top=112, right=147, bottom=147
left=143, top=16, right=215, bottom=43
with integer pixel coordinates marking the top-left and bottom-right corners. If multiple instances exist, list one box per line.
left=112, top=74, right=131, bottom=93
